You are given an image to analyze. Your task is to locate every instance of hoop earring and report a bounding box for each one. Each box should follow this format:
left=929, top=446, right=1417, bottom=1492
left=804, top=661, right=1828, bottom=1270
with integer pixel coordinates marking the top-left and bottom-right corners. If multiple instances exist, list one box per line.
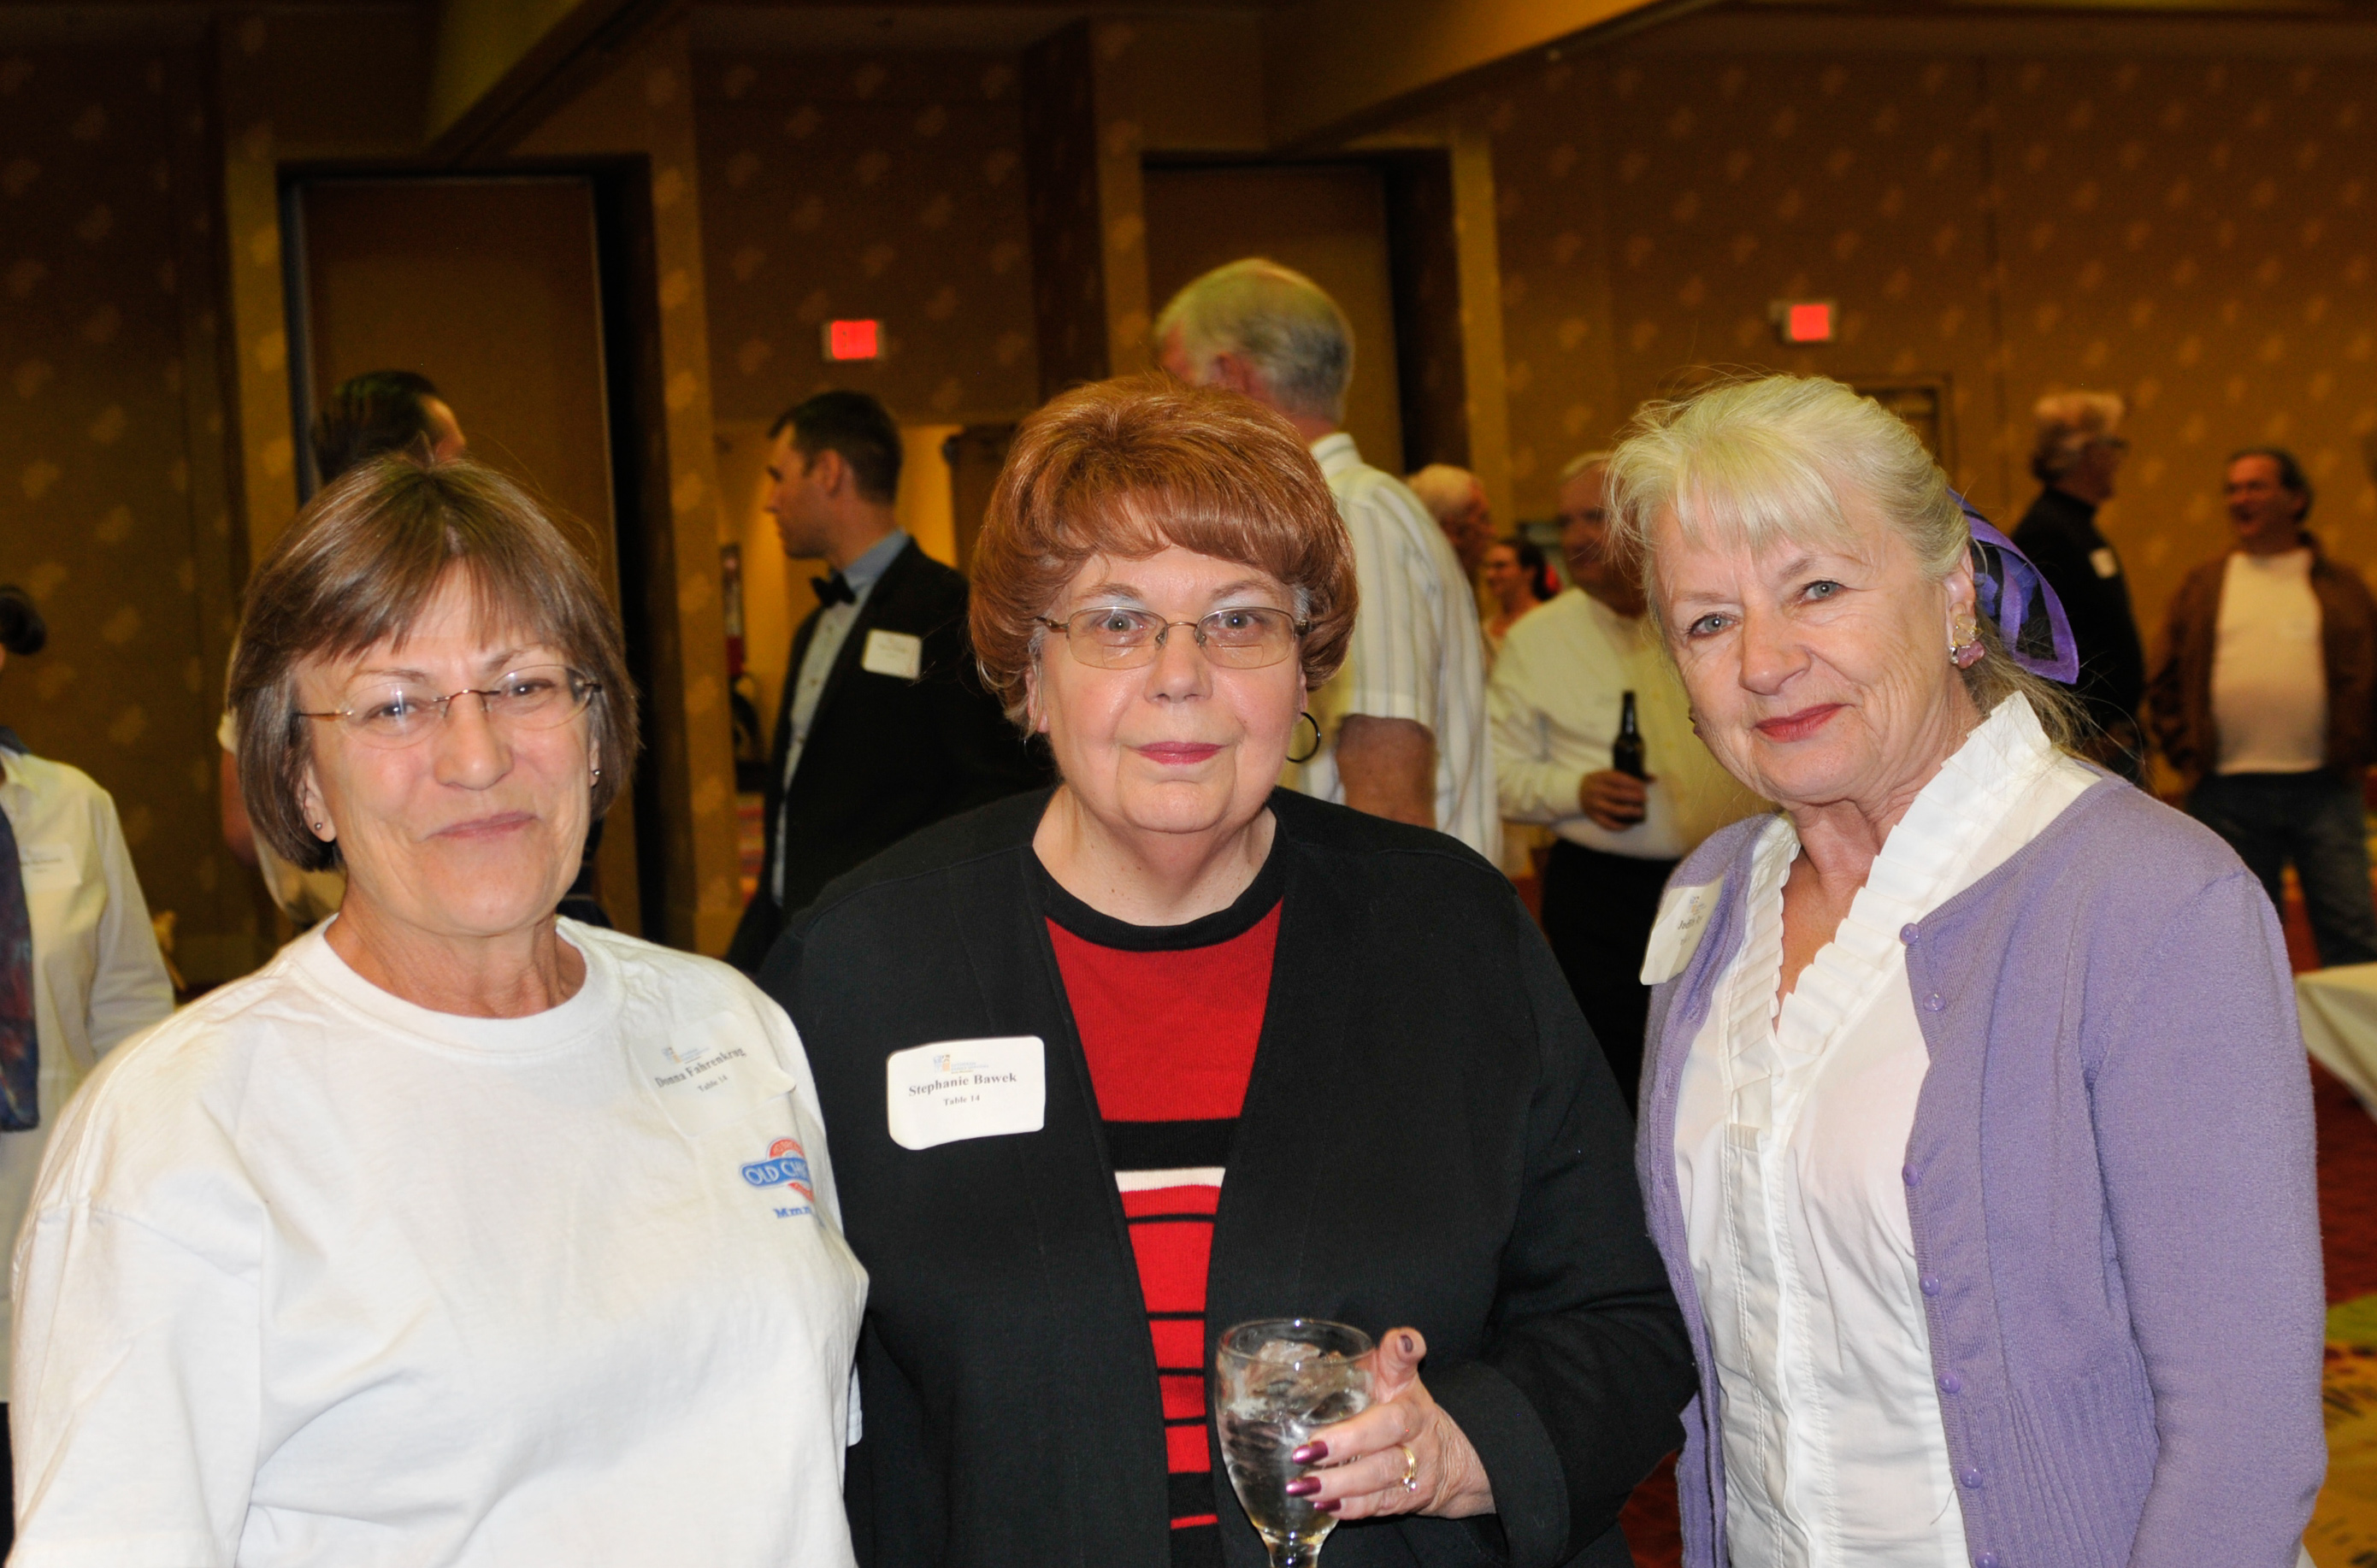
left=1287, top=710, right=1322, bottom=765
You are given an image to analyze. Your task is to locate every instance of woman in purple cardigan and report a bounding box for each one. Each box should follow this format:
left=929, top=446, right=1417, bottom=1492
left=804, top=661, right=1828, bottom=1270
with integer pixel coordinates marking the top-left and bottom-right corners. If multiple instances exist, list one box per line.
left=1605, top=374, right=2324, bottom=1568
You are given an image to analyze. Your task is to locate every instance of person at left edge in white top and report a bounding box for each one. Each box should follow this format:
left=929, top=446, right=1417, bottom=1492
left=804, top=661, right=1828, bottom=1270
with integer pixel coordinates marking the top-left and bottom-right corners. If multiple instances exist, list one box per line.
left=0, top=584, right=175, bottom=1562
left=9, top=457, right=867, bottom=1568
left=1155, top=258, right=1498, bottom=859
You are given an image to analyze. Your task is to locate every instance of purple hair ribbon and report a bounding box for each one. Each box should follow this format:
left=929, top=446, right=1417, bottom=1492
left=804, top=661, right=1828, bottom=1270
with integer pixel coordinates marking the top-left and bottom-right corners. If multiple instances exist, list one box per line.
left=1954, top=493, right=2079, bottom=685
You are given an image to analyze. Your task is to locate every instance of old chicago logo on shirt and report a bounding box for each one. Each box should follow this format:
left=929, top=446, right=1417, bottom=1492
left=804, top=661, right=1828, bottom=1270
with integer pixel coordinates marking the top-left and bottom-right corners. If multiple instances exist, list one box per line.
left=740, top=1137, right=815, bottom=1217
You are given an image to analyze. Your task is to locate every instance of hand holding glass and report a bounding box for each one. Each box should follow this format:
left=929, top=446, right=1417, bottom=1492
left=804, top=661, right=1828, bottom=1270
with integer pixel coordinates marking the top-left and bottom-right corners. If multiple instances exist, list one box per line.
left=1213, top=1319, right=1374, bottom=1568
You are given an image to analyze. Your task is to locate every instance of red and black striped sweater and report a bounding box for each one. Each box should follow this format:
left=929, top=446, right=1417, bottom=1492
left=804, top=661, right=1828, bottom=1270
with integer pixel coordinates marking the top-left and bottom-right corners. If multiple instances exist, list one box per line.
left=1044, top=855, right=1283, bottom=1568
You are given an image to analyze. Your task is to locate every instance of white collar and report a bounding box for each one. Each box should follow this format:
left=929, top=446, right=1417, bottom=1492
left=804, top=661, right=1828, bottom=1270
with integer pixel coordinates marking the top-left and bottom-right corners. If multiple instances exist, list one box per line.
left=1759, top=695, right=2063, bottom=1052
left=1308, top=432, right=1360, bottom=475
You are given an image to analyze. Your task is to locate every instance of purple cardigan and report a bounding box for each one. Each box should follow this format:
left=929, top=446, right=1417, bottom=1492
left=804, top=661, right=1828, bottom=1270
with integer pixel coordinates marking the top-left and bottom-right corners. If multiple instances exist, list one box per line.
left=1635, top=778, right=2325, bottom=1568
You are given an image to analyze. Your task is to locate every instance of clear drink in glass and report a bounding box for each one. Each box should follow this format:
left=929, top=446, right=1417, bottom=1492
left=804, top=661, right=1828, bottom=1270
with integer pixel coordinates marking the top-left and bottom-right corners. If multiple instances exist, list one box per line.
left=1212, top=1318, right=1374, bottom=1568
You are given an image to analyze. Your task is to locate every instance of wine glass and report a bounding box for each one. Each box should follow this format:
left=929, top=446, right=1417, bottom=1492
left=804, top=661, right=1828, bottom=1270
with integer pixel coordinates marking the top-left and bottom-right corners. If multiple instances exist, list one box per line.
left=1212, top=1318, right=1375, bottom=1568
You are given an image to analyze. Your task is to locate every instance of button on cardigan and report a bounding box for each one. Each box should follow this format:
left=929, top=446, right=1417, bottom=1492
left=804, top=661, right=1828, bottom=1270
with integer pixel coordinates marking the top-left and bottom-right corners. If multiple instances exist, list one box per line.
left=1637, top=777, right=2325, bottom=1568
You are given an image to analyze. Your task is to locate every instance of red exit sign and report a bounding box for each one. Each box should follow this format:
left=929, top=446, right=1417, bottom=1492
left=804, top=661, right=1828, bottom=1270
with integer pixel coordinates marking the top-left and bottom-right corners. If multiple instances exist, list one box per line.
left=1772, top=300, right=1836, bottom=345
left=823, top=319, right=882, bottom=361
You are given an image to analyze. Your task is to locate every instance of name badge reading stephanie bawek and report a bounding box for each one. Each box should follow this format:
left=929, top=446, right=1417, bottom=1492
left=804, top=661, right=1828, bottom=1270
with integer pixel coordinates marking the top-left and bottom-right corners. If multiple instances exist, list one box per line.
left=885, top=1036, right=1045, bottom=1151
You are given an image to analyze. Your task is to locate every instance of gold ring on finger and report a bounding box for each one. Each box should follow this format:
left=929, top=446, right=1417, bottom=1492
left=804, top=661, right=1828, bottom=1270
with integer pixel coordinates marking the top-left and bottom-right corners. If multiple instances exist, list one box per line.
left=1398, top=1443, right=1419, bottom=1494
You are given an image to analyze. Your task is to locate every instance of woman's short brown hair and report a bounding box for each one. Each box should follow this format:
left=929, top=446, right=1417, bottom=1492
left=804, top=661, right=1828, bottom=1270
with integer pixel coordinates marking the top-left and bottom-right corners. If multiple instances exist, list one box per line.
left=969, top=376, right=1357, bottom=728
left=230, top=457, right=639, bottom=872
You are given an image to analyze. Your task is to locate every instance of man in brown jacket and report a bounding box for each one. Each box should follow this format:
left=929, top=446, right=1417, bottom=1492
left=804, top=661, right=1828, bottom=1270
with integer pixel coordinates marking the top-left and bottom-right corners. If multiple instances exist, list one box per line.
left=2148, top=446, right=2377, bottom=966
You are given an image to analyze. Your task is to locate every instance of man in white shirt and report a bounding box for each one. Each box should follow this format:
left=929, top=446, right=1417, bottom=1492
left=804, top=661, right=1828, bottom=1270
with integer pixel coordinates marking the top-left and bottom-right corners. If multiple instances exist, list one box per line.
left=2150, top=448, right=2377, bottom=966
left=1154, top=259, right=1496, bottom=858
left=1489, top=453, right=1761, bottom=1104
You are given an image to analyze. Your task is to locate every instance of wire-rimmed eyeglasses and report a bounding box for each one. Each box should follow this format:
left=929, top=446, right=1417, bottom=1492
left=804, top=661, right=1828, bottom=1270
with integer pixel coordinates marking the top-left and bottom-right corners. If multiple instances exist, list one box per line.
left=1038, top=606, right=1308, bottom=670
left=296, top=664, right=600, bottom=748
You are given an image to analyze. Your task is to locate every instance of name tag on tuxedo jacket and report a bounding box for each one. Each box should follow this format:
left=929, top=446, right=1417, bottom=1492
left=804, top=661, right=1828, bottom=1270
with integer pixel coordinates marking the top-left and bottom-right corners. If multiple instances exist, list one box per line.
left=885, top=1036, right=1045, bottom=1150
left=863, top=629, right=923, bottom=681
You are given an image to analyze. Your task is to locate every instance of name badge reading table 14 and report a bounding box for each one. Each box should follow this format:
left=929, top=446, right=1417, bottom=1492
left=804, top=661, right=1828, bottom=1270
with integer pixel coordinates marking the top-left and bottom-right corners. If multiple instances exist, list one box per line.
left=885, top=1036, right=1046, bottom=1151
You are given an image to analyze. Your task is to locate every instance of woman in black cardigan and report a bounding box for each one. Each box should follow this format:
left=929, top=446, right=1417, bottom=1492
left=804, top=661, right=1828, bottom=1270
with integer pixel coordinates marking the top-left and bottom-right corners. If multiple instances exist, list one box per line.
left=760, top=378, right=1691, bottom=1568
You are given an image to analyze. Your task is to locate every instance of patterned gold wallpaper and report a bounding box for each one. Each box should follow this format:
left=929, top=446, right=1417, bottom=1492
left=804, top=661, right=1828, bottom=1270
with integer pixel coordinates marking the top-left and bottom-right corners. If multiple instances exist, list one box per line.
left=1483, top=45, right=2377, bottom=635
left=692, top=49, right=1041, bottom=427
left=0, top=46, right=257, bottom=980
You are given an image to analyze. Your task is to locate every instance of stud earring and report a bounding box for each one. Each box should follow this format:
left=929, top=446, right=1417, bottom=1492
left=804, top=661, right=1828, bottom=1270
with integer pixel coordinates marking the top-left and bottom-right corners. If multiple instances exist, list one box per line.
left=1949, top=617, right=1985, bottom=669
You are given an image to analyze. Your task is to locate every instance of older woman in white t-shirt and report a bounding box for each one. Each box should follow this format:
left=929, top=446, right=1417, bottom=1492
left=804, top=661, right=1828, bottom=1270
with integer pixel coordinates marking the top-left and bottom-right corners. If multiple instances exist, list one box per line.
left=10, top=459, right=867, bottom=1567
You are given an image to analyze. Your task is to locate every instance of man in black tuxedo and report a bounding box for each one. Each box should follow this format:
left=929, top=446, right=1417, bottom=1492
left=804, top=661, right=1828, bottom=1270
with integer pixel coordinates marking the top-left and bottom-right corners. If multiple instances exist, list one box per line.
left=724, top=392, right=1047, bottom=972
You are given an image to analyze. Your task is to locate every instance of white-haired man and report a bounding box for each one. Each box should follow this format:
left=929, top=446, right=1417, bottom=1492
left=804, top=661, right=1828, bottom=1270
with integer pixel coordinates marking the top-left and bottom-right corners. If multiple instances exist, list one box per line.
left=1406, top=463, right=1494, bottom=579
left=2012, top=390, right=2146, bottom=775
left=1156, top=258, right=1495, bottom=857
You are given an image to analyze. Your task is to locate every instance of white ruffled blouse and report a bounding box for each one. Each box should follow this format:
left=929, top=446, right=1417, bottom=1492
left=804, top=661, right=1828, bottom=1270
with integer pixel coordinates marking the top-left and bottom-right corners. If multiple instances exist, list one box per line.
left=1672, top=696, right=2097, bottom=1568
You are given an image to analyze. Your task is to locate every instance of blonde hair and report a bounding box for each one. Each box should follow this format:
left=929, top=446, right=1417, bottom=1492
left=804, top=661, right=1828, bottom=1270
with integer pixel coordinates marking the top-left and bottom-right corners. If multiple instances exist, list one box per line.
left=1604, top=374, right=2081, bottom=746
left=2030, top=390, right=2125, bottom=483
left=1153, top=258, right=1354, bottom=423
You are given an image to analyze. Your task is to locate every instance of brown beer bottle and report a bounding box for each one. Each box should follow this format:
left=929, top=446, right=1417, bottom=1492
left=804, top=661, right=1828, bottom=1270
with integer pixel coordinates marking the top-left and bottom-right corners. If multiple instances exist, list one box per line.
left=1612, top=690, right=1647, bottom=780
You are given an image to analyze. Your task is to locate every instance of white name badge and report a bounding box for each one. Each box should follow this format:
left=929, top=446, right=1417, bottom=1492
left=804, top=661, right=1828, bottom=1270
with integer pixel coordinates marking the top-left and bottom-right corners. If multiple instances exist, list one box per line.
left=1641, top=876, right=1723, bottom=985
left=628, top=1013, right=798, bottom=1137
left=885, top=1036, right=1045, bottom=1151
left=862, top=629, right=923, bottom=681
left=16, top=843, right=75, bottom=893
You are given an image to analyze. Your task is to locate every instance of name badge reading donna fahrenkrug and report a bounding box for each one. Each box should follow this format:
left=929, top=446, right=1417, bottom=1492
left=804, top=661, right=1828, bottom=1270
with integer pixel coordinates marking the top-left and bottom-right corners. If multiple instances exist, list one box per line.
left=885, top=1036, right=1045, bottom=1151
left=862, top=629, right=923, bottom=681
left=628, top=1014, right=799, bottom=1137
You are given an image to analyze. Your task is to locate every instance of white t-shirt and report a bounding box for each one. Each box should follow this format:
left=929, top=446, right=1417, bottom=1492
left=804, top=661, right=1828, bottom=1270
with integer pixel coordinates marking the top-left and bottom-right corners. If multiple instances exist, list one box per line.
left=1295, top=433, right=1498, bottom=859
left=10, top=919, right=867, bottom=1568
left=0, top=746, right=174, bottom=1382
left=2212, top=548, right=2327, bottom=775
left=1670, top=696, right=2095, bottom=1567
left=1488, top=588, right=1763, bottom=859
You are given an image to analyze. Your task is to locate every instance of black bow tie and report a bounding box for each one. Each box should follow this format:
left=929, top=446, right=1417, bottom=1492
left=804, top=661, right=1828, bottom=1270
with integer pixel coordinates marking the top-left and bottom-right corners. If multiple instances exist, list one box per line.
left=813, top=572, right=856, bottom=608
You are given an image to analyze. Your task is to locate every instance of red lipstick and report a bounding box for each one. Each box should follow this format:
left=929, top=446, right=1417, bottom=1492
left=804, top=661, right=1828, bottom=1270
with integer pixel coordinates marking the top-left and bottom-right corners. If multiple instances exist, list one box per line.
left=1754, top=705, right=1843, bottom=743
left=1136, top=742, right=1222, bottom=765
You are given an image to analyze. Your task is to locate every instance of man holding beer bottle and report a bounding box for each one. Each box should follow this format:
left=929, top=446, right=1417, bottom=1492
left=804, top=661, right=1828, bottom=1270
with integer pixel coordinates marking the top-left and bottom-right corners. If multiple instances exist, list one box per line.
left=1488, top=452, right=1761, bottom=1108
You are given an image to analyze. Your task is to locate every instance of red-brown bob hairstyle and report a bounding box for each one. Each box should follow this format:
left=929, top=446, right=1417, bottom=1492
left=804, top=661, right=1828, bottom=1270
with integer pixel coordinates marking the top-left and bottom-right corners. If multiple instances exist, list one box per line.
left=228, top=456, right=638, bottom=872
left=969, top=376, right=1358, bottom=728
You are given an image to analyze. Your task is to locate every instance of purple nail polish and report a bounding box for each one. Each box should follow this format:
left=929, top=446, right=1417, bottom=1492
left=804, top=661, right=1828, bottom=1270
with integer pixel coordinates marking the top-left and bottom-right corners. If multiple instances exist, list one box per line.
left=1283, top=1477, right=1320, bottom=1498
left=1317, top=1500, right=1342, bottom=1514
left=1401, top=1333, right=1417, bottom=1356
left=1291, top=1441, right=1328, bottom=1464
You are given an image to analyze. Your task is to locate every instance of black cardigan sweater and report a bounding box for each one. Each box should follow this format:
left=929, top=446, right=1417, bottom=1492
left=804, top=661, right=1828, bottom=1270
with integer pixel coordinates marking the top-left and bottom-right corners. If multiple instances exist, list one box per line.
left=759, top=787, right=1692, bottom=1568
